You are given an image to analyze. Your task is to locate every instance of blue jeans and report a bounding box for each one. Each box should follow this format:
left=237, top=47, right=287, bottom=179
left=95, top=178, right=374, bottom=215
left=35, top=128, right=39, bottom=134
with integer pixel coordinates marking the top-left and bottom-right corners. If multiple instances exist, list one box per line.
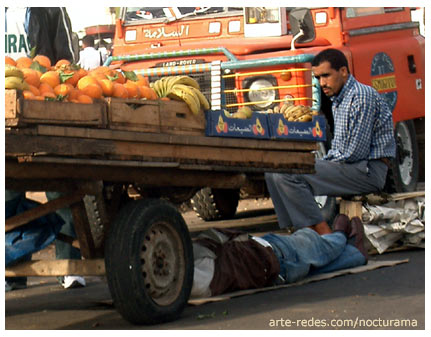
left=262, top=228, right=366, bottom=284
left=5, top=190, right=64, bottom=267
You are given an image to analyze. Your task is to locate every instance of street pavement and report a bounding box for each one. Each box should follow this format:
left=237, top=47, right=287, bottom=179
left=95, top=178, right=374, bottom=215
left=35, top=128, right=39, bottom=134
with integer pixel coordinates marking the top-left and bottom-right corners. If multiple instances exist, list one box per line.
left=4, top=198, right=426, bottom=330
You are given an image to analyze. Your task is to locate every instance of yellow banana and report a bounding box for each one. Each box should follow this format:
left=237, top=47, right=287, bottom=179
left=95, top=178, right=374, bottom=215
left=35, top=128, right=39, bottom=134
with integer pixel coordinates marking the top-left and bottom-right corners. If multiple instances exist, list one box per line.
left=153, top=79, right=164, bottom=97
left=164, top=76, right=179, bottom=94
left=189, top=86, right=210, bottom=110
left=171, top=83, right=201, bottom=104
left=289, top=106, right=311, bottom=121
left=295, top=114, right=313, bottom=122
left=286, top=106, right=303, bottom=121
left=170, top=75, right=200, bottom=89
left=5, top=76, right=29, bottom=90
left=168, top=86, right=201, bottom=115
left=5, top=64, right=24, bottom=79
left=280, top=102, right=293, bottom=115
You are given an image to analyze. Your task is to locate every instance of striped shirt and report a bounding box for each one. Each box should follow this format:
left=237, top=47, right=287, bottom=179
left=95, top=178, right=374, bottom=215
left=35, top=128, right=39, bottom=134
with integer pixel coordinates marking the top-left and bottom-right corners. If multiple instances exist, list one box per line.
left=324, top=75, right=396, bottom=162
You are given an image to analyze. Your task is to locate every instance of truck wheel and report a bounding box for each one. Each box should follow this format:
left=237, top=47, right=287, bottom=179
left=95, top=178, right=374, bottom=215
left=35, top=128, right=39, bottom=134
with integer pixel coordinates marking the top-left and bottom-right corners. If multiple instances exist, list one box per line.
left=385, top=120, right=419, bottom=192
left=105, top=199, right=193, bottom=325
left=191, top=187, right=240, bottom=221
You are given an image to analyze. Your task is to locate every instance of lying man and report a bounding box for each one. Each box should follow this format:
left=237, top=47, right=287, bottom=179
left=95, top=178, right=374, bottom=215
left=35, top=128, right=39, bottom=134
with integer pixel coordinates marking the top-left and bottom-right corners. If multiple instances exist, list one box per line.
left=191, top=214, right=367, bottom=298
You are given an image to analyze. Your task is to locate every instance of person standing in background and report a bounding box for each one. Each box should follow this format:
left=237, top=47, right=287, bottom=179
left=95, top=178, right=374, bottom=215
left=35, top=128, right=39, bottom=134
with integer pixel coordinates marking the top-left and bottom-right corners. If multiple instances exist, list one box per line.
left=78, top=35, right=102, bottom=70
left=5, top=6, right=84, bottom=291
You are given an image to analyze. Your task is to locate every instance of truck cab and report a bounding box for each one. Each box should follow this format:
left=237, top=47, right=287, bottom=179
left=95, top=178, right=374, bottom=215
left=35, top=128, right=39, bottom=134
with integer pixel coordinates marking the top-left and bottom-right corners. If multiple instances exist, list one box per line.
left=109, top=7, right=424, bottom=219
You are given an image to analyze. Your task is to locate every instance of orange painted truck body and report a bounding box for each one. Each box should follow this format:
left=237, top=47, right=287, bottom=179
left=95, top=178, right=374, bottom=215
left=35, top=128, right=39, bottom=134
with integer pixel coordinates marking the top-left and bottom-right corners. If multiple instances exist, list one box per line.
left=111, top=7, right=424, bottom=124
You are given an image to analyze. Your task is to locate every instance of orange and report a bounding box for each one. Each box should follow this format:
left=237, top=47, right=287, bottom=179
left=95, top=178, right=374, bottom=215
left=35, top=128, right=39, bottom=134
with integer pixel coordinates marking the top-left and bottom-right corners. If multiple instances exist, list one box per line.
left=5, top=56, right=16, bottom=66
left=33, top=95, right=45, bottom=101
left=55, top=59, right=71, bottom=68
left=98, top=79, right=114, bottom=97
left=124, top=80, right=140, bottom=98
left=23, top=90, right=35, bottom=99
left=91, top=66, right=110, bottom=75
left=42, top=91, right=57, bottom=99
left=139, top=86, right=156, bottom=100
left=114, top=71, right=126, bottom=84
left=22, top=68, right=41, bottom=87
left=16, top=56, right=33, bottom=69
left=28, top=84, right=41, bottom=96
left=40, top=71, right=60, bottom=88
left=136, top=74, right=150, bottom=87
left=39, top=82, right=55, bottom=95
left=77, top=75, right=99, bottom=91
left=68, top=88, right=81, bottom=101
left=77, top=94, right=93, bottom=104
left=77, top=68, right=88, bottom=80
left=54, top=83, right=73, bottom=96
left=33, top=55, right=51, bottom=69
left=112, top=83, right=128, bottom=98
left=160, top=97, right=171, bottom=101
left=81, top=83, right=102, bottom=99
left=61, top=70, right=80, bottom=87
left=89, top=71, right=107, bottom=81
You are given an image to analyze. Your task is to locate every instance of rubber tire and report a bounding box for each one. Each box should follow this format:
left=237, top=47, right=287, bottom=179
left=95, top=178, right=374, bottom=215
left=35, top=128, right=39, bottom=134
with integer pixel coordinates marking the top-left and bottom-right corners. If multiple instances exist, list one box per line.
left=104, top=199, right=194, bottom=325
left=385, top=120, right=419, bottom=193
left=191, top=187, right=240, bottom=221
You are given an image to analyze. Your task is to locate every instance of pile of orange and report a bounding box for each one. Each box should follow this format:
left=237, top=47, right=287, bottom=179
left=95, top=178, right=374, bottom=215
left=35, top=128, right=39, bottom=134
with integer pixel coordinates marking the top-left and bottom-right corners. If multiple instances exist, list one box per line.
left=5, top=55, right=157, bottom=104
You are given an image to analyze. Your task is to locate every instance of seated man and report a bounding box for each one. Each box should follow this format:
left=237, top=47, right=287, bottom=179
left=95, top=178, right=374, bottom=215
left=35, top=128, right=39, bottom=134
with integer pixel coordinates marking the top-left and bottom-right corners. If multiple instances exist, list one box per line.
left=191, top=214, right=367, bottom=298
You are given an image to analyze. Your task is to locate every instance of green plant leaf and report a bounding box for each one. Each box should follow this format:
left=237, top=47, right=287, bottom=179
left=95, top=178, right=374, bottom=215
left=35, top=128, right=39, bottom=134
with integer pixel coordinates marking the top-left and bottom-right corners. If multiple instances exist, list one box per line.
left=59, top=70, right=75, bottom=83
left=30, top=61, right=47, bottom=73
left=123, top=70, right=138, bottom=81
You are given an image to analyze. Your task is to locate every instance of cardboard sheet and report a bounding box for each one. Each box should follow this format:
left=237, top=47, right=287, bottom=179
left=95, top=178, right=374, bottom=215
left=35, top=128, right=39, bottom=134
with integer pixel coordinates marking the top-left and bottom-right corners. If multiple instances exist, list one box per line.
left=188, top=258, right=409, bottom=305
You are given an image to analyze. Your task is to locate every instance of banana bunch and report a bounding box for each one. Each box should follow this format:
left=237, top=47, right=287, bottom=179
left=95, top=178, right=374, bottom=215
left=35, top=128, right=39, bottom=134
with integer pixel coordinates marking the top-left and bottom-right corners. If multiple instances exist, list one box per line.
left=5, top=64, right=29, bottom=91
left=280, top=102, right=318, bottom=122
left=151, top=75, right=210, bottom=115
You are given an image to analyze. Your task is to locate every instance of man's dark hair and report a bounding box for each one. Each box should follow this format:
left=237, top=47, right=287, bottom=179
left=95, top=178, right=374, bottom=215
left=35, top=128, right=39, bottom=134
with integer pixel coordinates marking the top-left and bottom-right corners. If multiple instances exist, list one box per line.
left=82, top=35, right=95, bottom=48
left=311, top=48, right=350, bottom=73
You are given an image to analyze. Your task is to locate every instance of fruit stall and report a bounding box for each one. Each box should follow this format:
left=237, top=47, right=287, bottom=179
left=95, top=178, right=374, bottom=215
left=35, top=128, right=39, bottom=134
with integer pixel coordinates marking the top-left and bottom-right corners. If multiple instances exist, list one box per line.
left=5, top=56, right=325, bottom=325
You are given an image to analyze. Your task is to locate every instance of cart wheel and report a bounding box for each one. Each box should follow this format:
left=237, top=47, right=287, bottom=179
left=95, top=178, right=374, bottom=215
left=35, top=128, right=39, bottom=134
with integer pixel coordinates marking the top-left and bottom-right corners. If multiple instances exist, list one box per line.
left=105, top=199, right=194, bottom=325
left=191, top=187, right=240, bottom=221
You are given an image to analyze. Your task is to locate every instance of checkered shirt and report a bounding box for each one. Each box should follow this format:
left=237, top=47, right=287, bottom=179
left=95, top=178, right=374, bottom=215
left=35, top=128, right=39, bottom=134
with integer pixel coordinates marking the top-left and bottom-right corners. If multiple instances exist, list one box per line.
left=324, top=75, right=396, bottom=162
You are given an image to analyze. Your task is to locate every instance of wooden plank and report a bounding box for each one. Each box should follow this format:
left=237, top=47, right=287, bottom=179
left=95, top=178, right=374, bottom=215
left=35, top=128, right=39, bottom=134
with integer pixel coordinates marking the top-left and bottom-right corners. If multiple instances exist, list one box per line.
left=5, top=134, right=315, bottom=170
left=5, top=160, right=252, bottom=188
left=339, top=200, right=363, bottom=219
left=107, top=98, right=205, bottom=135
left=5, top=259, right=105, bottom=277
left=108, top=98, right=161, bottom=133
left=159, top=99, right=205, bottom=135
left=5, top=192, right=85, bottom=232
left=5, top=89, right=19, bottom=119
left=18, top=99, right=107, bottom=127
left=5, top=178, right=108, bottom=194
left=34, top=125, right=317, bottom=152
left=70, top=200, right=98, bottom=259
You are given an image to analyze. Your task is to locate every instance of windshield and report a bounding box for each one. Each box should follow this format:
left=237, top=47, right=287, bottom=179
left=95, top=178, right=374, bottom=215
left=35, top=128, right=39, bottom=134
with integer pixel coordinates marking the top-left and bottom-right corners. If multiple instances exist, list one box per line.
left=125, top=7, right=242, bottom=22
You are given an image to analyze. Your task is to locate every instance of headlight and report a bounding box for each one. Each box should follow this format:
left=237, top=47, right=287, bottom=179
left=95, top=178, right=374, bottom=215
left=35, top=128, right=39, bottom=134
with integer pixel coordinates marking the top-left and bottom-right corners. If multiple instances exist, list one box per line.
left=246, top=77, right=277, bottom=109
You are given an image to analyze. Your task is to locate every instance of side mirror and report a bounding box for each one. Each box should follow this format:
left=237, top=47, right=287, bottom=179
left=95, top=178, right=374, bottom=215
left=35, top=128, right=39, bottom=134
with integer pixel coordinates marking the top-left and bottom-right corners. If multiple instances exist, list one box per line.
left=289, top=8, right=316, bottom=45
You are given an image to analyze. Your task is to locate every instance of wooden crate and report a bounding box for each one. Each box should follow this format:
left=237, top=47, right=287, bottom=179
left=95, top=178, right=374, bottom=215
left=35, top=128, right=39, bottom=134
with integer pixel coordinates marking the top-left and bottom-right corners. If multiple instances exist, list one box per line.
left=107, top=98, right=206, bottom=135
left=5, top=89, right=107, bottom=128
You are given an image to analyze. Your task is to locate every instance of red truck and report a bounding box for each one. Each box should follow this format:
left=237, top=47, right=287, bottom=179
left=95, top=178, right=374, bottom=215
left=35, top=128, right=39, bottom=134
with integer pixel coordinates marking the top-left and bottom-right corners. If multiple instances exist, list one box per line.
left=108, top=7, right=425, bottom=221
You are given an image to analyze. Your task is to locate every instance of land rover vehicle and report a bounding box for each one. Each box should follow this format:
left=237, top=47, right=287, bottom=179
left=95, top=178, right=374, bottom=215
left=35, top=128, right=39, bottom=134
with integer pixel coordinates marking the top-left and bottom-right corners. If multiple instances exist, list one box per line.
left=108, top=7, right=425, bottom=221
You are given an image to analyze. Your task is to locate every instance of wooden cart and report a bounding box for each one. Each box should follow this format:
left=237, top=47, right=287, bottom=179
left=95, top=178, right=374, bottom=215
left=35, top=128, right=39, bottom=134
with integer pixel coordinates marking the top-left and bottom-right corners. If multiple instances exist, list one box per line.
left=5, top=90, right=318, bottom=324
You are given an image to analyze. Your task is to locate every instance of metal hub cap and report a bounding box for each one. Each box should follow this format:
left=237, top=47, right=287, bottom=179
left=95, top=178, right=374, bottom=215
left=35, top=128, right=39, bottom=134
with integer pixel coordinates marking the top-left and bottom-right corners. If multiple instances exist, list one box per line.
left=140, top=222, right=185, bottom=306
